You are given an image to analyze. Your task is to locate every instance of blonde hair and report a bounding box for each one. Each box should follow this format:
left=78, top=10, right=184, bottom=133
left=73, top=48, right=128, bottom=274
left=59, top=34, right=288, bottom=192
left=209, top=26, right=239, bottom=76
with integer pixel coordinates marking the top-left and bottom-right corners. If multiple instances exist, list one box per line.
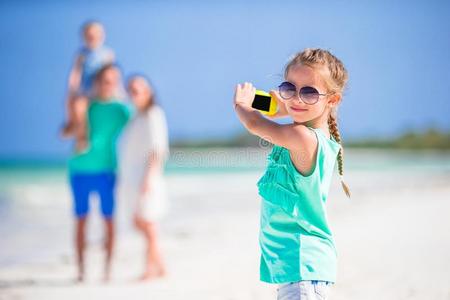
left=285, top=48, right=351, bottom=198
left=82, top=21, right=104, bottom=35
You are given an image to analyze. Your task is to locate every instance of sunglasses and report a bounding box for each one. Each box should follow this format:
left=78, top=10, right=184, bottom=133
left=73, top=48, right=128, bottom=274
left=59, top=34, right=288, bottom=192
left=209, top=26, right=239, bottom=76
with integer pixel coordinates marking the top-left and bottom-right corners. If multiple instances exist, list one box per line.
left=278, top=81, right=331, bottom=105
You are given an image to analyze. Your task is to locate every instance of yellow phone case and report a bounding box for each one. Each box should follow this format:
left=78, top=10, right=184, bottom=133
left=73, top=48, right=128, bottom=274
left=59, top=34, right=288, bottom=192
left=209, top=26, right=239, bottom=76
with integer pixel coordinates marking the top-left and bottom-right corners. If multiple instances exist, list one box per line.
left=255, top=90, right=278, bottom=116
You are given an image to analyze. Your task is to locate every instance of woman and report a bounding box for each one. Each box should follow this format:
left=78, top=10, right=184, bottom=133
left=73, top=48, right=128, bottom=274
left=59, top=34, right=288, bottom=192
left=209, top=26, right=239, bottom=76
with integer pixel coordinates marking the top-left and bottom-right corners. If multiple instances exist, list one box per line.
left=119, top=75, right=170, bottom=280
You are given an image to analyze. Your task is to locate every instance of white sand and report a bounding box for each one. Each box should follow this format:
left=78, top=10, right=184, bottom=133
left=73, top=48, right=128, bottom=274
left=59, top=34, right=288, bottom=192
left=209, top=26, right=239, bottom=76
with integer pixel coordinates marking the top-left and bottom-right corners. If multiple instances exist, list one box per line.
left=1, top=162, right=450, bottom=299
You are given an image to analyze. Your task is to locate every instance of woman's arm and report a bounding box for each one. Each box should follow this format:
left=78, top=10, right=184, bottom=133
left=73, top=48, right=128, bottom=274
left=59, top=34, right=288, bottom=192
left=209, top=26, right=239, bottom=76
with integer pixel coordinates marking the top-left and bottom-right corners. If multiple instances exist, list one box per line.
left=141, top=151, right=164, bottom=193
left=141, top=107, right=169, bottom=193
left=233, top=82, right=314, bottom=150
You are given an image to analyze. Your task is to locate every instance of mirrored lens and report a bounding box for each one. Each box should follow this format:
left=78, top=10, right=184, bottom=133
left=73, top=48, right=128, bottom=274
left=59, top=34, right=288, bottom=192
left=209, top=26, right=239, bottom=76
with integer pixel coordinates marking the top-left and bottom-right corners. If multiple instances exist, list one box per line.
left=278, top=82, right=296, bottom=100
left=300, top=86, right=320, bottom=104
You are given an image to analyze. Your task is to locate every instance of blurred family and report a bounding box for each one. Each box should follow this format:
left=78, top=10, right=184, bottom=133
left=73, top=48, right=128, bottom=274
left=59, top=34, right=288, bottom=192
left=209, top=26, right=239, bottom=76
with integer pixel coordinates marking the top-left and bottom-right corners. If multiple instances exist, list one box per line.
left=62, top=21, right=169, bottom=282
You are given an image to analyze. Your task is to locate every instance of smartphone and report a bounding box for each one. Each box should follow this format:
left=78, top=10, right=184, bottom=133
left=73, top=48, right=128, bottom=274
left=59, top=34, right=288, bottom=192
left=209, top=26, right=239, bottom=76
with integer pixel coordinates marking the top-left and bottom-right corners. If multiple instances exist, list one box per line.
left=252, top=90, right=278, bottom=116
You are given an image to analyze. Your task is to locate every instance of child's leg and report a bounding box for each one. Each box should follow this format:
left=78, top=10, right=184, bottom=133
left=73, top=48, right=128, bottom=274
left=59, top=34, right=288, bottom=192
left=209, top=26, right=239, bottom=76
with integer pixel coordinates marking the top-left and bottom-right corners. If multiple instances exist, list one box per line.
left=61, top=94, right=75, bottom=136
left=62, top=94, right=80, bottom=135
left=62, top=94, right=88, bottom=152
left=72, top=96, right=89, bottom=152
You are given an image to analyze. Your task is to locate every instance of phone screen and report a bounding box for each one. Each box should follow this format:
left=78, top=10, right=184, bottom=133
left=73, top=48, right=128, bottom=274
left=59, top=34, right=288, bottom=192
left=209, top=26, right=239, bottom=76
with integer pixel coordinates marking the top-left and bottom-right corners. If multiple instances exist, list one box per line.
left=252, top=94, right=271, bottom=112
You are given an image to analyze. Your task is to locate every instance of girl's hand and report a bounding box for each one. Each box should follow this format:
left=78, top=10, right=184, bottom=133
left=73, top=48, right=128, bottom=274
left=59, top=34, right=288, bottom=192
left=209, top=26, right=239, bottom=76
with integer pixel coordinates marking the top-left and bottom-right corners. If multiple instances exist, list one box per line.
left=269, top=89, right=282, bottom=106
left=269, top=89, right=289, bottom=118
left=234, top=82, right=256, bottom=109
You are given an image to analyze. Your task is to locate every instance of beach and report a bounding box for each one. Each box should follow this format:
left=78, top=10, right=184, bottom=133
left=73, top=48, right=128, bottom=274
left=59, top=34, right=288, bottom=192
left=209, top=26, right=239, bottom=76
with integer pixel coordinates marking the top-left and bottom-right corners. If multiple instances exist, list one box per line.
left=1, top=148, right=450, bottom=300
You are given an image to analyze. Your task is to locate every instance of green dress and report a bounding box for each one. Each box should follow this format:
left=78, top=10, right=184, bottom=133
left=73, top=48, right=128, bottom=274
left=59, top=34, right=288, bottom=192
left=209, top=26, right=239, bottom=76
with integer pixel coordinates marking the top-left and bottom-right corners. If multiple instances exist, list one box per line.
left=257, top=126, right=342, bottom=284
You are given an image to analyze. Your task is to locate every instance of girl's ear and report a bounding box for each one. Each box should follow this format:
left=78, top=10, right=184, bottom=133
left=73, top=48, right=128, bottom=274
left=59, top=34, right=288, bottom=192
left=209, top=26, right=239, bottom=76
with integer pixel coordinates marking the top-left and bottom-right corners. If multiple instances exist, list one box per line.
left=328, top=93, right=341, bottom=108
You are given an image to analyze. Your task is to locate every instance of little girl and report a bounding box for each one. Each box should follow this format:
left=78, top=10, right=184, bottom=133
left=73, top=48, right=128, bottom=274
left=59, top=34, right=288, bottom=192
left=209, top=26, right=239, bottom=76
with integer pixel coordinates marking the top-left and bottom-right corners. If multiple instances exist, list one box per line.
left=233, top=48, right=350, bottom=300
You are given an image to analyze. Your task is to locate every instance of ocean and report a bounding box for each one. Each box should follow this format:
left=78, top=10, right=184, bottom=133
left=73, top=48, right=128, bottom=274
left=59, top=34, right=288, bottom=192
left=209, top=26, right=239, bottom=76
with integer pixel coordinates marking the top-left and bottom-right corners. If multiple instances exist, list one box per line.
left=1, top=147, right=449, bottom=267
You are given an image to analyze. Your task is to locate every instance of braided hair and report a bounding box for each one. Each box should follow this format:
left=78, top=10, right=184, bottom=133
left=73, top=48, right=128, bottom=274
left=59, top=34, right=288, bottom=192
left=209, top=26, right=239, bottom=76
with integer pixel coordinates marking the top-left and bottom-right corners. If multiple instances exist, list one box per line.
left=285, top=48, right=351, bottom=198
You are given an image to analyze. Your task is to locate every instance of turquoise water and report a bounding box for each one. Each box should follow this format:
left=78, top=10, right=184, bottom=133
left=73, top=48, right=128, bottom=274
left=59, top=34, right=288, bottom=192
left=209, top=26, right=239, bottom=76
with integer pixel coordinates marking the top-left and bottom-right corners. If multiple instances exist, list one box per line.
left=2, top=148, right=450, bottom=208
left=1, top=148, right=450, bottom=177
left=1, top=148, right=449, bottom=206
left=0, top=148, right=449, bottom=267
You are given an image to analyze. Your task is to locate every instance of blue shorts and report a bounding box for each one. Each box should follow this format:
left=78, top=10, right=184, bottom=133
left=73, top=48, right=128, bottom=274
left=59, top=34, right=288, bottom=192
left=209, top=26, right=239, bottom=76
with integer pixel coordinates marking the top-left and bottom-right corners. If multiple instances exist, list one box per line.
left=69, top=172, right=116, bottom=219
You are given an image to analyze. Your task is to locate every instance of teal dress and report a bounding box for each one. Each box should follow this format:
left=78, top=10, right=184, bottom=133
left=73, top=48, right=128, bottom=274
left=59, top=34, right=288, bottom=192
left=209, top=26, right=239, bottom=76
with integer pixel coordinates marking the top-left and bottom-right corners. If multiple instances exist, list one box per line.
left=257, top=126, right=342, bottom=284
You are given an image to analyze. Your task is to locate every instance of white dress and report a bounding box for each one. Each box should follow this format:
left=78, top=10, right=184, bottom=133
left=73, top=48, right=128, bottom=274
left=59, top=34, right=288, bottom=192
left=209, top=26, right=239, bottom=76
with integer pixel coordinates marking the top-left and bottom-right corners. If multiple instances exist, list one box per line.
left=118, top=105, right=170, bottom=221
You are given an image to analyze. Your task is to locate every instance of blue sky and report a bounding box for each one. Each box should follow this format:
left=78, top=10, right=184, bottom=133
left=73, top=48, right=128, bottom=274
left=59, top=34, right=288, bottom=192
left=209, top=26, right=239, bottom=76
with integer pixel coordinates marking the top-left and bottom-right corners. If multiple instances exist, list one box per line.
left=0, top=0, right=449, bottom=158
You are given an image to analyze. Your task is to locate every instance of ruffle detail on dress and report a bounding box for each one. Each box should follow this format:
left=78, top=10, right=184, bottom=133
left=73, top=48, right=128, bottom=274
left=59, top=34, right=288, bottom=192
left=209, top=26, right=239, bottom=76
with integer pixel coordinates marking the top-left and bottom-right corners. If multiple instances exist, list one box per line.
left=258, top=180, right=299, bottom=215
left=257, top=147, right=302, bottom=218
left=257, top=146, right=325, bottom=236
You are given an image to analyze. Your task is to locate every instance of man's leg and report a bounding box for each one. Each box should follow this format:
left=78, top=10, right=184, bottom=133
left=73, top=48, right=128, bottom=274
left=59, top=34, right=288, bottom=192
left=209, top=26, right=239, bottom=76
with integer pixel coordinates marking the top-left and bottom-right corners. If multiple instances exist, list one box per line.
left=103, top=218, right=114, bottom=282
left=98, top=173, right=117, bottom=282
left=75, top=217, right=88, bottom=282
left=70, top=174, right=90, bottom=282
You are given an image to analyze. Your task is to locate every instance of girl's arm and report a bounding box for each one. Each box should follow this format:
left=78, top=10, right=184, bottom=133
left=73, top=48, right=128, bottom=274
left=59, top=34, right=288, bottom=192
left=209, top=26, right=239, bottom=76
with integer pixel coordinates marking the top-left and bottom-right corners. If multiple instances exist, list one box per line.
left=233, top=82, right=314, bottom=151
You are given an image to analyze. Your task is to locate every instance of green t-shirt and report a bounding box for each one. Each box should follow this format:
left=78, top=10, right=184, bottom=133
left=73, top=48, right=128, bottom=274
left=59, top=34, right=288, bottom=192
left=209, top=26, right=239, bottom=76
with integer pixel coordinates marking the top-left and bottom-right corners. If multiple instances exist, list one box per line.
left=68, top=99, right=132, bottom=174
left=256, top=127, right=342, bottom=284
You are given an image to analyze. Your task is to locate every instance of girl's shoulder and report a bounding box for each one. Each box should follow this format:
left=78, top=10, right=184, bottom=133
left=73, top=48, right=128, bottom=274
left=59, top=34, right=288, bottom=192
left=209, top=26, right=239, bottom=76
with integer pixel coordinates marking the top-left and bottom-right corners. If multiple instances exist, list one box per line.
left=269, top=126, right=340, bottom=156
left=309, top=127, right=342, bottom=154
left=269, top=127, right=315, bottom=153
